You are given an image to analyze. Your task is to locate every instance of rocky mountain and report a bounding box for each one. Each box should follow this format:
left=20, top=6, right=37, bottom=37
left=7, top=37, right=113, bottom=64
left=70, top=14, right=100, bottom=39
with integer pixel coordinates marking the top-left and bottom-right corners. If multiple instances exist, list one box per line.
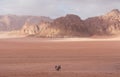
left=21, top=21, right=61, bottom=37
left=21, top=14, right=89, bottom=37
left=50, top=14, right=89, bottom=37
left=21, top=22, right=40, bottom=35
left=1, top=9, right=120, bottom=37
left=21, top=9, right=120, bottom=37
left=85, top=9, right=120, bottom=35
left=0, top=15, right=52, bottom=31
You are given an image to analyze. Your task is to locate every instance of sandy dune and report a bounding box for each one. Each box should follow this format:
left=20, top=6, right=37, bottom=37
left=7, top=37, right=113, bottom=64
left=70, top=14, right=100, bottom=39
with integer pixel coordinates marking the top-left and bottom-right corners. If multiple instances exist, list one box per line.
left=0, top=38, right=120, bottom=77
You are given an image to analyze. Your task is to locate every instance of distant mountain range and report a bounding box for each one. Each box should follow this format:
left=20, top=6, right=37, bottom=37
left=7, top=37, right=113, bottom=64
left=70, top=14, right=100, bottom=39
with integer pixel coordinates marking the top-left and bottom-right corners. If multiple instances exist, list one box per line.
left=0, top=9, right=120, bottom=37
left=0, top=15, right=52, bottom=31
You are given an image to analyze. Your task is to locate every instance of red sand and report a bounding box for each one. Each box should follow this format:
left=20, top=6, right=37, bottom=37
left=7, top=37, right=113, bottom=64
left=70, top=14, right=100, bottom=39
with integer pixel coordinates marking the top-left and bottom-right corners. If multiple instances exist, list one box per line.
left=0, top=38, right=120, bottom=77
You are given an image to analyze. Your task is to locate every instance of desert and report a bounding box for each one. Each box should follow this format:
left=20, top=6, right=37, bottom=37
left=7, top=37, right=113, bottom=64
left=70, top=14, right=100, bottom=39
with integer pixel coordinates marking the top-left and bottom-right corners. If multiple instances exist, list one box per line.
left=0, top=0, right=120, bottom=77
left=0, top=36, right=120, bottom=77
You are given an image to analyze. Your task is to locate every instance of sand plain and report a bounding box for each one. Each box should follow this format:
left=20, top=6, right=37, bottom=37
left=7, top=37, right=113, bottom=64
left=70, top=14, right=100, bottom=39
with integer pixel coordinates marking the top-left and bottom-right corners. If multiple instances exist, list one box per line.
left=0, top=38, right=120, bottom=77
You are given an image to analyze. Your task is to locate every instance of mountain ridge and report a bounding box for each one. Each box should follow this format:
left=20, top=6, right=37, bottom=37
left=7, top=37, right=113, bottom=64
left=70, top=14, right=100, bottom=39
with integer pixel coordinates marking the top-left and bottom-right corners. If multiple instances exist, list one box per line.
left=0, top=15, right=52, bottom=31
left=0, top=9, right=120, bottom=38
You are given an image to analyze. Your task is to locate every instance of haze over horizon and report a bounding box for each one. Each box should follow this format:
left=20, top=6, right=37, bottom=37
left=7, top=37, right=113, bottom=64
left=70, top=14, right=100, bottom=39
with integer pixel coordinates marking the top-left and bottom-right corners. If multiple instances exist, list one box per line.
left=0, top=0, right=120, bottom=19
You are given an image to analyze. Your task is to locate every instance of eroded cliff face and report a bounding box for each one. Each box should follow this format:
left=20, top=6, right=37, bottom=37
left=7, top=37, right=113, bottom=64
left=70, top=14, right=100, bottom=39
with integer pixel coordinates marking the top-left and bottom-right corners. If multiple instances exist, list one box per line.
left=21, top=9, right=120, bottom=37
left=21, top=14, right=88, bottom=37
left=21, top=22, right=60, bottom=37
left=21, top=22, right=40, bottom=35
left=50, top=14, right=88, bottom=37
left=85, top=9, right=120, bottom=35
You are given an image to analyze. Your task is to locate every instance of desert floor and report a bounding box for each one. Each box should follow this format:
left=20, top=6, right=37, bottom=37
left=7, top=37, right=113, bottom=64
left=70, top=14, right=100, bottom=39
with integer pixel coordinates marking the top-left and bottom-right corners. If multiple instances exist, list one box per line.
left=0, top=38, right=120, bottom=77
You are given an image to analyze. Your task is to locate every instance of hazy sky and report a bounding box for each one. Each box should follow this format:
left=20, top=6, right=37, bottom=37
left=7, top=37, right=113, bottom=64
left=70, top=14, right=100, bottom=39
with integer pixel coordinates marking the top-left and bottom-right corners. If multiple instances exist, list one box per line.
left=0, top=0, right=120, bottom=19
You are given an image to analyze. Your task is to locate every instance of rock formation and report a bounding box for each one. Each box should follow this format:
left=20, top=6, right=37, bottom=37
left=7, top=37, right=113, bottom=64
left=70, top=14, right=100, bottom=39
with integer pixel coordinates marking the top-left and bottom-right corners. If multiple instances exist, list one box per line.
left=21, top=14, right=88, bottom=37
left=50, top=14, right=88, bottom=37
left=85, top=9, right=120, bottom=35
left=1, top=9, right=120, bottom=37
left=21, top=22, right=40, bottom=35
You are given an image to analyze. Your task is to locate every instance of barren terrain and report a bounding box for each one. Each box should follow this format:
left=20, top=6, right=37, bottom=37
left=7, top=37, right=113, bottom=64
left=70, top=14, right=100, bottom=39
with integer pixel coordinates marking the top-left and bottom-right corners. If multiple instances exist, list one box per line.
left=0, top=38, right=120, bottom=77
